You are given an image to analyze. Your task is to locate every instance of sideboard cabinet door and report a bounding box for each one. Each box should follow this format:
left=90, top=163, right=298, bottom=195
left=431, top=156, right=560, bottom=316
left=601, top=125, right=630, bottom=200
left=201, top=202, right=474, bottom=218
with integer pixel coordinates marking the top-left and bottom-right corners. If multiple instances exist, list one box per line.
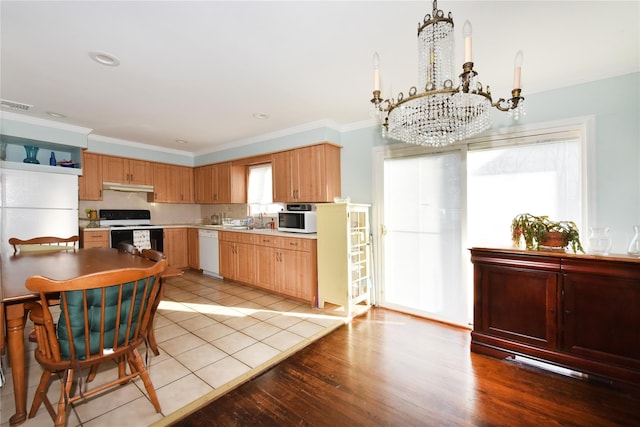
left=563, top=272, right=640, bottom=368
left=475, top=264, right=558, bottom=349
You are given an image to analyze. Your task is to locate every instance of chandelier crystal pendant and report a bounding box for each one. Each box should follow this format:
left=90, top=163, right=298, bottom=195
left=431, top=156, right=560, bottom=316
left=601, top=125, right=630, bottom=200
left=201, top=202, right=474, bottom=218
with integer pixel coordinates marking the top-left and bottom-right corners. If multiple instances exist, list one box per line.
left=371, top=0, right=525, bottom=147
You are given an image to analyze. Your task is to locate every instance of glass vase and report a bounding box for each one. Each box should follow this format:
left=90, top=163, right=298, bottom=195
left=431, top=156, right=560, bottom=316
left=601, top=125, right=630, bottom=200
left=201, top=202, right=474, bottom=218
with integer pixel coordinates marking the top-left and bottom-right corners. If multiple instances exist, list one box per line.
left=627, top=225, right=640, bottom=257
left=588, top=227, right=612, bottom=255
left=23, top=145, right=40, bottom=164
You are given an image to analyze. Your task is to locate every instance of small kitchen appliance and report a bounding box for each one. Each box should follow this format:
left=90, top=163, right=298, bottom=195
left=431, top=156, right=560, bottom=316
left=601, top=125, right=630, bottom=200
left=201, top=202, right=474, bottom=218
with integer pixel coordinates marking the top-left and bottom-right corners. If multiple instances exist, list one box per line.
left=277, top=204, right=317, bottom=233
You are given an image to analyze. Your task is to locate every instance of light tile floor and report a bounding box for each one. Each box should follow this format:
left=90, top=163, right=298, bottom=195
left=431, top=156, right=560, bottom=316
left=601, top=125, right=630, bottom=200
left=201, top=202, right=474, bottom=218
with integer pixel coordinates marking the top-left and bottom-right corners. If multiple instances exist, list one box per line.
left=1, top=270, right=350, bottom=427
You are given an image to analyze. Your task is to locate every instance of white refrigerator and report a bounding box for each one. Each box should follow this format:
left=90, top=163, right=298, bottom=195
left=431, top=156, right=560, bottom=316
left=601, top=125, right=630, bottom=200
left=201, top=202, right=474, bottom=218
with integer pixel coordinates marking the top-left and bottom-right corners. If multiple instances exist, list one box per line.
left=0, top=168, right=79, bottom=256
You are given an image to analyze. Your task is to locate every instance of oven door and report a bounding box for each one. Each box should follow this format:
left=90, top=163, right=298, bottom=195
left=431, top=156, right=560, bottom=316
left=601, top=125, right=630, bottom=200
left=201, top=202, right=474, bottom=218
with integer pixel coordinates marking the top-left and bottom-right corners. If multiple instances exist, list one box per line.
left=110, top=228, right=164, bottom=252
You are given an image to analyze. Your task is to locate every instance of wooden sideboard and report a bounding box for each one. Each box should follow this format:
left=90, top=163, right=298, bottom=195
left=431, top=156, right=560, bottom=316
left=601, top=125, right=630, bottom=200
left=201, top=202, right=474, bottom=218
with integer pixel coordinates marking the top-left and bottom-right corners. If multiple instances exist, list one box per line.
left=470, top=247, right=640, bottom=389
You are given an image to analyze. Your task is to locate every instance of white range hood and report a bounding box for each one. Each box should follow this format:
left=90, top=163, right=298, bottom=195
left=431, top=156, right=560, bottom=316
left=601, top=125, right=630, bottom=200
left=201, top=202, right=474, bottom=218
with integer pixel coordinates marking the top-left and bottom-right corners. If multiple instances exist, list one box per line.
left=103, top=181, right=154, bottom=193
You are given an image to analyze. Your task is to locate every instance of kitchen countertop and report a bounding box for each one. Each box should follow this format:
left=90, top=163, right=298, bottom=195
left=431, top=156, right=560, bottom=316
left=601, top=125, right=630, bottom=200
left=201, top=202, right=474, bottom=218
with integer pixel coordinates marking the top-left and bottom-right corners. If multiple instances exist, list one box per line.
left=81, top=224, right=317, bottom=239
left=196, top=225, right=318, bottom=239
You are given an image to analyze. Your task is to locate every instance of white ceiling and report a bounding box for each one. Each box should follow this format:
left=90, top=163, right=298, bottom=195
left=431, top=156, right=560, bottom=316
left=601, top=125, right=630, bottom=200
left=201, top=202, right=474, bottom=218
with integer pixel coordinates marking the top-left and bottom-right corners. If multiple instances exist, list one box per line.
left=1, top=1, right=638, bottom=155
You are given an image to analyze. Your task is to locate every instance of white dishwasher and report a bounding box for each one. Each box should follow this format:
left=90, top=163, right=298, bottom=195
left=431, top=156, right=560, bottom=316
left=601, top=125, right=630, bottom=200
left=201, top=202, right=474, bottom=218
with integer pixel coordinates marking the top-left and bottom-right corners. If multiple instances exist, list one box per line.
left=199, top=229, right=221, bottom=278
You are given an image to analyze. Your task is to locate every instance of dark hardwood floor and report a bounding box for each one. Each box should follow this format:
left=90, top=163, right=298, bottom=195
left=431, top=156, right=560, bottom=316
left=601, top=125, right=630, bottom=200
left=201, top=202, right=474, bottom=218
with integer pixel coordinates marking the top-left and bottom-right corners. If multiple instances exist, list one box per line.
left=171, top=308, right=640, bottom=427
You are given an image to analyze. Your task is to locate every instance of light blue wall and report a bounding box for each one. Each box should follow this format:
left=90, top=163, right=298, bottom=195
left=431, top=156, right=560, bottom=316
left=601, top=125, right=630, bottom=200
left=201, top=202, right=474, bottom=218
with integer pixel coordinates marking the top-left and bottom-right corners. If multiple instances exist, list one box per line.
left=3, top=73, right=638, bottom=250
left=1, top=115, right=89, bottom=148
left=492, top=72, right=640, bottom=250
left=195, top=127, right=342, bottom=166
left=360, top=72, right=638, bottom=250
left=87, top=136, right=194, bottom=167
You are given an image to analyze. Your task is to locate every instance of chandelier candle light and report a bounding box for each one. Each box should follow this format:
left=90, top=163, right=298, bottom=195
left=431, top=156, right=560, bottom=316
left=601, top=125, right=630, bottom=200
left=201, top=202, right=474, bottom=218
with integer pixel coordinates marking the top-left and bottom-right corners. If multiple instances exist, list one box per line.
left=370, top=0, right=525, bottom=147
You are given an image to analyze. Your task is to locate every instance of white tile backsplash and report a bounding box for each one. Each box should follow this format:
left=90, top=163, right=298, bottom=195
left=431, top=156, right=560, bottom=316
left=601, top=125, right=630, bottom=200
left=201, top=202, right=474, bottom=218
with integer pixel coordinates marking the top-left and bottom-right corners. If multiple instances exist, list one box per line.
left=79, top=190, right=249, bottom=225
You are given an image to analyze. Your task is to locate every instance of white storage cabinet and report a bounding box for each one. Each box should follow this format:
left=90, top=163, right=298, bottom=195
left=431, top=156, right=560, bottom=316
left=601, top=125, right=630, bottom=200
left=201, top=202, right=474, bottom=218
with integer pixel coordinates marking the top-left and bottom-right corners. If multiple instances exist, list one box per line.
left=317, top=203, right=371, bottom=316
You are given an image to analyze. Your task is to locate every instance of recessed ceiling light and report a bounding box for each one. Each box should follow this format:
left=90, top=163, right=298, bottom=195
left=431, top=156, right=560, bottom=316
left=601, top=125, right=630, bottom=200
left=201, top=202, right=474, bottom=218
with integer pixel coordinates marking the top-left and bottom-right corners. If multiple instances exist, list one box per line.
left=47, top=112, right=66, bottom=118
left=176, top=139, right=188, bottom=144
left=89, top=51, right=120, bottom=66
left=253, top=113, right=269, bottom=120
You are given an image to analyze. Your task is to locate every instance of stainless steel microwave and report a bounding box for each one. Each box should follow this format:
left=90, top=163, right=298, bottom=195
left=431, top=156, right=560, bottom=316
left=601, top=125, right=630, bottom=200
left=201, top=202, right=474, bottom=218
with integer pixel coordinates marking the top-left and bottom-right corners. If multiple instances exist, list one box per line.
left=278, top=210, right=317, bottom=233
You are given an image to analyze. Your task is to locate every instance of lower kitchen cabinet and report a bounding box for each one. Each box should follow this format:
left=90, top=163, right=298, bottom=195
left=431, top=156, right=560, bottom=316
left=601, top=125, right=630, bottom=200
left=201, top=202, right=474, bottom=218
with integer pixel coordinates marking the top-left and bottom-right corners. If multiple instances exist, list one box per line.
left=219, top=231, right=256, bottom=285
left=254, top=235, right=317, bottom=304
left=164, top=228, right=189, bottom=268
left=79, top=228, right=109, bottom=249
left=188, top=227, right=199, bottom=269
left=222, top=231, right=317, bottom=305
left=470, top=247, right=640, bottom=389
left=278, top=243, right=316, bottom=303
left=255, top=236, right=278, bottom=292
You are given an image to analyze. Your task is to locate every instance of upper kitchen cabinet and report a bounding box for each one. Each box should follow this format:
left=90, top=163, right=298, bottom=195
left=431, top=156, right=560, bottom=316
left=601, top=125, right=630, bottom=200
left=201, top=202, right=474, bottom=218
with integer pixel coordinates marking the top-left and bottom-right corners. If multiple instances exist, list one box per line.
left=194, top=162, right=246, bottom=204
left=272, top=143, right=341, bottom=203
left=78, top=151, right=103, bottom=201
left=101, top=155, right=153, bottom=186
left=148, top=163, right=194, bottom=203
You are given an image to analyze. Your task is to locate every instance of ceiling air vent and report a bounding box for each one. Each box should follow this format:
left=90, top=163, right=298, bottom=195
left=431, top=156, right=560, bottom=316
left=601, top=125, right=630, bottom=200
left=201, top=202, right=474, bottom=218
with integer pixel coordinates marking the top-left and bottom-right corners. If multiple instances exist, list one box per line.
left=1, top=99, right=33, bottom=111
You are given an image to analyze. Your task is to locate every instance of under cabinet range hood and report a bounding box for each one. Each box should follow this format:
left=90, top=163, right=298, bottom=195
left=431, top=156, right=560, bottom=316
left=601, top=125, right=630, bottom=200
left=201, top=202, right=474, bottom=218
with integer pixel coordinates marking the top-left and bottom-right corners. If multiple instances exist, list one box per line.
left=102, top=181, right=154, bottom=193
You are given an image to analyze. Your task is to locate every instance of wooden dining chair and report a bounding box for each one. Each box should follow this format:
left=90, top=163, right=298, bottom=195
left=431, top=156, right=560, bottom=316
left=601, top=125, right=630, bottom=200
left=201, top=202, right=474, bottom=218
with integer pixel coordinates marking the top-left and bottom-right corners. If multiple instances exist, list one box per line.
left=25, top=258, right=167, bottom=427
left=8, top=236, right=77, bottom=342
left=86, top=247, right=164, bottom=382
left=9, top=235, right=79, bottom=254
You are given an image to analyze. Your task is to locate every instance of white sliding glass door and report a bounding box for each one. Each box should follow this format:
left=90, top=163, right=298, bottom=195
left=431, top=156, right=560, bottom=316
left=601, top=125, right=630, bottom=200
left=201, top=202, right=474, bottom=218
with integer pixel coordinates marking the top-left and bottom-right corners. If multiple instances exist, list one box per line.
left=381, top=151, right=467, bottom=325
left=375, top=121, right=588, bottom=328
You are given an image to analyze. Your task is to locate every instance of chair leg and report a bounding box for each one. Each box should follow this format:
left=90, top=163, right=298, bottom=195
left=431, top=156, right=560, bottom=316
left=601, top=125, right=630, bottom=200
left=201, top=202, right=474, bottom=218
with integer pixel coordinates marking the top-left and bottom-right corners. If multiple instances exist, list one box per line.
left=86, top=364, right=99, bottom=382
left=148, top=281, right=164, bottom=356
left=29, top=369, right=55, bottom=420
left=128, top=348, right=161, bottom=412
left=54, top=369, right=74, bottom=427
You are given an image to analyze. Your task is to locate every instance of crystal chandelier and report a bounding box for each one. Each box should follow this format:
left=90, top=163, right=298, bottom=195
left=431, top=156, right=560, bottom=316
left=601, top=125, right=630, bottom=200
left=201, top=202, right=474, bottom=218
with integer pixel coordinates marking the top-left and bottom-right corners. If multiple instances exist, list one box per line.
left=370, top=0, right=525, bottom=147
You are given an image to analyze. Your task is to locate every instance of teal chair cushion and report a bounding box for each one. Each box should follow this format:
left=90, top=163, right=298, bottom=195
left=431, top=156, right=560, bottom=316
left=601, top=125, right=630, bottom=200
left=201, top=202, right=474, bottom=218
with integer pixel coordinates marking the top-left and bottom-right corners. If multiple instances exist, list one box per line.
left=56, top=276, right=156, bottom=360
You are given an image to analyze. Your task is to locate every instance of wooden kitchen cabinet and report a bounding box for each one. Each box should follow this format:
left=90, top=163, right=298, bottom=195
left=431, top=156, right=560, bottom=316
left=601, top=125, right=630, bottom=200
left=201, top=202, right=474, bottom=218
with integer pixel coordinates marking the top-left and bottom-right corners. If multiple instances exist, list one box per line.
left=255, top=235, right=278, bottom=292
left=470, top=247, right=640, bottom=389
left=194, top=162, right=246, bottom=204
left=219, top=231, right=256, bottom=284
left=254, top=234, right=317, bottom=304
left=223, top=231, right=317, bottom=305
left=272, top=143, right=341, bottom=203
left=194, top=165, right=214, bottom=203
left=102, top=155, right=153, bottom=186
left=164, top=228, right=189, bottom=268
left=188, top=227, right=199, bottom=270
left=277, top=238, right=317, bottom=303
left=149, top=163, right=194, bottom=203
left=79, top=228, right=109, bottom=249
left=78, top=151, right=103, bottom=201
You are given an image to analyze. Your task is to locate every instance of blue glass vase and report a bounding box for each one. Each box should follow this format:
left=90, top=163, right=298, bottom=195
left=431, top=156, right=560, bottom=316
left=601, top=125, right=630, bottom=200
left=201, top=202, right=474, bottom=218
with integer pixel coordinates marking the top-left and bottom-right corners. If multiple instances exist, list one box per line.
left=23, top=145, right=40, bottom=164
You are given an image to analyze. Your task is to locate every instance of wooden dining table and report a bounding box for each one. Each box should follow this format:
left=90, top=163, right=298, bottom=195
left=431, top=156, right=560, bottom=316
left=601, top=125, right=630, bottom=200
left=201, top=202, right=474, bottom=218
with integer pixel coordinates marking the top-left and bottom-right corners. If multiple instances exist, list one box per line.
left=0, top=247, right=173, bottom=427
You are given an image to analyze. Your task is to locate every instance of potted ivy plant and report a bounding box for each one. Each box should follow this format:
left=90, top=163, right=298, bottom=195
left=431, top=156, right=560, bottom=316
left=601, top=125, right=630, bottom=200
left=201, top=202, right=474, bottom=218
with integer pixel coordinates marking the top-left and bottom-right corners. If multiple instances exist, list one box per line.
left=511, top=213, right=585, bottom=253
